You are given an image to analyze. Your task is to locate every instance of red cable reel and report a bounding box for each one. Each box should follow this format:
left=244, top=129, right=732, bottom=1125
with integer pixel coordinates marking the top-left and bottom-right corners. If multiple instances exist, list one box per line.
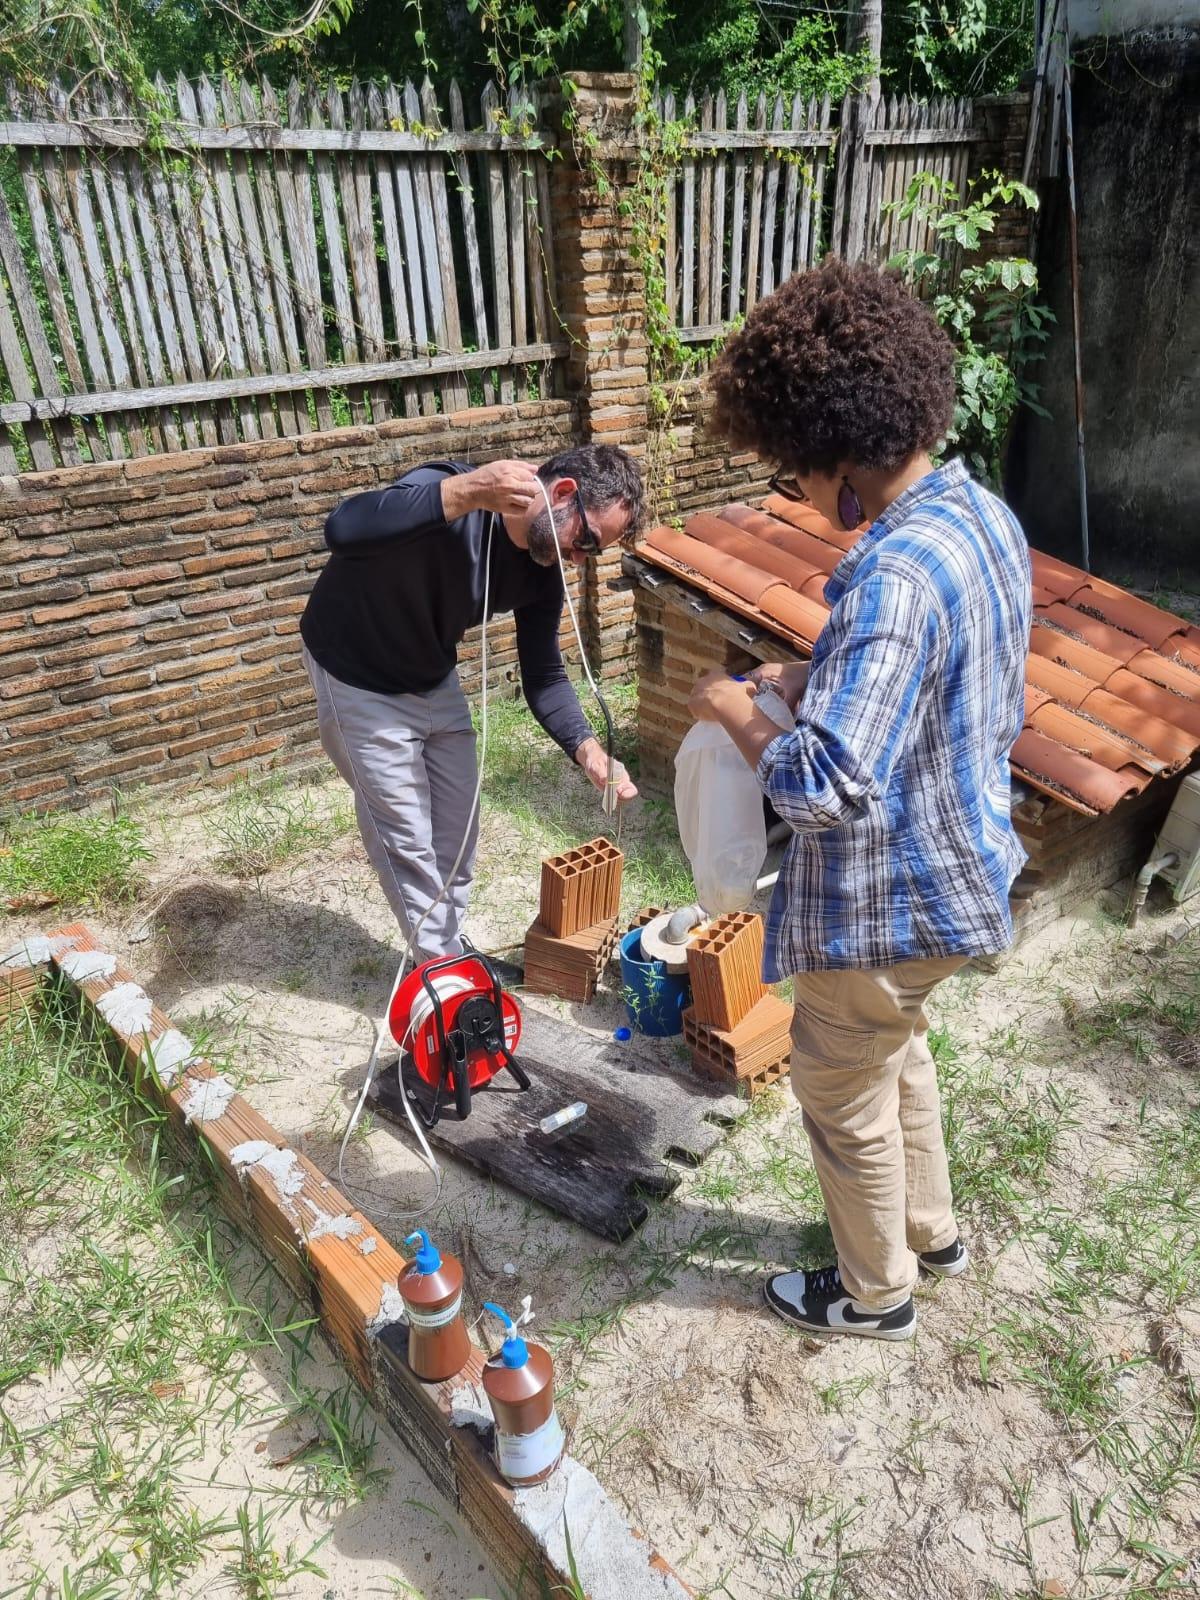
left=389, top=953, right=527, bottom=1125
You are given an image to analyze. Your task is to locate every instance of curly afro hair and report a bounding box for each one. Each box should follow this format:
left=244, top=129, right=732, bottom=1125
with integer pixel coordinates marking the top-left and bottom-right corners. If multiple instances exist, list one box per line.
left=709, top=258, right=955, bottom=476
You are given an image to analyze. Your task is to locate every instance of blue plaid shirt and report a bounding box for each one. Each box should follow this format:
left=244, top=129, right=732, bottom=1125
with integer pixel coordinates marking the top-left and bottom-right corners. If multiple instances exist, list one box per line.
left=756, top=459, right=1031, bottom=979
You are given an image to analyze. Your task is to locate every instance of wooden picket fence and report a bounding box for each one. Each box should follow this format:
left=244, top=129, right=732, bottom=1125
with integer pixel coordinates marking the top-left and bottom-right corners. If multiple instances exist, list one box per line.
left=0, top=76, right=564, bottom=470
left=656, top=88, right=980, bottom=343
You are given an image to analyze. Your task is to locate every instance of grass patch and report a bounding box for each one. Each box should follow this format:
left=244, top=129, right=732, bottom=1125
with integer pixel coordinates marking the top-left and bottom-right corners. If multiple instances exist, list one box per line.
left=0, top=809, right=151, bottom=908
left=0, top=994, right=383, bottom=1596
left=205, top=776, right=354, bottom=880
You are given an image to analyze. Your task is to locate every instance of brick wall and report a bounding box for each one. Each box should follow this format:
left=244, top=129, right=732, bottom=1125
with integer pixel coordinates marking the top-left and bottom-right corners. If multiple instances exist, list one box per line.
left=635, top=590, right=757, bottom=798
left=970, top=93, right=1035, bottom=262
left=1, top=401, right=580, bottom=810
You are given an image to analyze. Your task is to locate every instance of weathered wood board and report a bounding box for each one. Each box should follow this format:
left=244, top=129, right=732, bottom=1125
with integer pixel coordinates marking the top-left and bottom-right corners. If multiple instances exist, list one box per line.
left=370, top=1006, right=743, bottom=1241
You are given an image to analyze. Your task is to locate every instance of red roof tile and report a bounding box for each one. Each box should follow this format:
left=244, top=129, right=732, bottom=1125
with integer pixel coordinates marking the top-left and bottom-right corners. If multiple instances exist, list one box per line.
left=761, top=493, right=862, bottom=552
left=720, top=504, right=843, bottom=574
left=635, top=502, right=1200, bottom=816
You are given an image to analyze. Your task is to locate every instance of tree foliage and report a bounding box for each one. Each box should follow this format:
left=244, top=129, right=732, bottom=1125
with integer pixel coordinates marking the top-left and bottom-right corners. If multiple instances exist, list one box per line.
left=0, top=1, right=1034, bottom=99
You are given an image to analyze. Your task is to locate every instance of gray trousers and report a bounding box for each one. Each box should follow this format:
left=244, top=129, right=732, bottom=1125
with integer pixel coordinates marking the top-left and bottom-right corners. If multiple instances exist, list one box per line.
left=303, top=646, right=479, bottom=960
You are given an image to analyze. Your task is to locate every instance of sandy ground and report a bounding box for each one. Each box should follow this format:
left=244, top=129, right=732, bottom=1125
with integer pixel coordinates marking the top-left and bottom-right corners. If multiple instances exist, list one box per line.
left=6, top=770, right=1200, bottom=1599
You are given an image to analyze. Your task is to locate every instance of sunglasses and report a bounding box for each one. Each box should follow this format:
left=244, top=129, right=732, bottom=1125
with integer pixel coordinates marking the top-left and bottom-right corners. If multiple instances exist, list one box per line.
left=767, top=471, right=808, bottom=504
left=572, top=489, right=601, bottom=555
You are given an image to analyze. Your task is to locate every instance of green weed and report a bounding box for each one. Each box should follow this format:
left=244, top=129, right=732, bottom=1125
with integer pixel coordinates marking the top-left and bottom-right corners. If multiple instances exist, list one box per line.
left=0, top=808, right=151, bottom=907
left=205, top=777, right=353, bottom=880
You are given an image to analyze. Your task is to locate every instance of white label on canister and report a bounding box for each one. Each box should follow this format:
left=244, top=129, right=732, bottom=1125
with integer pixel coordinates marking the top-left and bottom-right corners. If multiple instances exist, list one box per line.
left=404, top=1292, right=462, bottom=1330
left=496, top=1408, right=565, bottom=1481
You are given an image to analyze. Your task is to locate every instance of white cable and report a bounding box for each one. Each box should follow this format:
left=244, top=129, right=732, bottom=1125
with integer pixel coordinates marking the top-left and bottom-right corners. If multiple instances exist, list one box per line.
left=335, top=510, right=495, bottom=1223
left=535, top=478, right=618, bottom=817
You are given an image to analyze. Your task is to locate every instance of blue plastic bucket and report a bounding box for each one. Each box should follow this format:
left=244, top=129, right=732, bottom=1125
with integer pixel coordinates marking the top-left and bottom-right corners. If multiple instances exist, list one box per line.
left=618, top=928, right=690, bottom=1037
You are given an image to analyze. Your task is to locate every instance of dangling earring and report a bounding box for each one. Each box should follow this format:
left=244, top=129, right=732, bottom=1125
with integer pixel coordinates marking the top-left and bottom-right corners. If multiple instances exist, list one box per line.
left=837, top=477, right=864, bottom=531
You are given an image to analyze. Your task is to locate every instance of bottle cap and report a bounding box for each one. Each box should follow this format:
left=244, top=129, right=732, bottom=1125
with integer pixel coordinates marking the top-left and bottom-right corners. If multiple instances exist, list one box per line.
left=483, top=1302, right=528, bottom=1368
left=405, top=1228, right=441, bottom=1275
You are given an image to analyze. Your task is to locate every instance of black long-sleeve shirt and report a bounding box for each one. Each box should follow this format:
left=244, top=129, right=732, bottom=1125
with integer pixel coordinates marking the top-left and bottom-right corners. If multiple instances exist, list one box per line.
left=299, top=461, right=594, bottom=757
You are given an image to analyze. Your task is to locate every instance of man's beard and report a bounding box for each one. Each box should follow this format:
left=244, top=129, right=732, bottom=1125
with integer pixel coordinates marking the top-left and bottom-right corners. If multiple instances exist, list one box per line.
left=526, top=501, right=567, bottom=567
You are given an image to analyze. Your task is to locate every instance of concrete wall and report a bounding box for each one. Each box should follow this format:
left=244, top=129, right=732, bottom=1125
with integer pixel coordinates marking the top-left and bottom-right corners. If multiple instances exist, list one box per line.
left=1007, top=29, right=1200, bottom=582
left=1067, top=0, right=1200, bottom=39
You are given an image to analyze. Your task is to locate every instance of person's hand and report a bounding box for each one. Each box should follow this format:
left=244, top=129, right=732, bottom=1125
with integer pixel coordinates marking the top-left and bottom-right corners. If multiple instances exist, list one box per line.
left=688, top=671, right=755, bottom=723
left=444, top=460, right=541, bottom=519
left=576, top=739, right=638, bottom=805
left=749, top=661, right=810, bottom=711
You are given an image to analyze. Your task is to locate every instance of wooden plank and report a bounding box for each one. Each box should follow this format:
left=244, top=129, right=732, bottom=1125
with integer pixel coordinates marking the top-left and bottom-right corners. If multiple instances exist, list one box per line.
left=33, top=84, right=135, bottom=456
left=146, top=78, right=231, bottom=444
left=385, top=80, right=437, bottom=417
left=449, top=80, right=493, bottom=407
left=697, top=92, right=713, bottom=327
left=244, top=78, right=308, bottom=433
left=807, top=94, right=832, bottom=266
left=0, top=342, right=568, bottom=423
left=339, top=80, right=391, bottom=422
left=680, top=91, right=696, bottom=329
left=862, top=126, right=977, bottom=146
left=406, top=78, right=457, bottom=412
left=43, top=95, right=141, bottom=456
left=778, top=92, right=802, bottom=285
left=195, top=74, right=274, bottom=437
left=676, top=129, right=837, bottom=151
left=744, top=94, right=767, bottom=311
left=532, top=135, right=558, bottom=402
left=282, top=78, right=334, bottom=431
left=222, top=76, right=298, bottom=435
left=794, top=97, right=815, bottom=272
left=708, top=88, right=728, bottom=320
left=504, top=83, right=528, bottom=371
left=0, top=119, right=551, bottom=154
left=175, top=75, right=258, bottom=441
left=759, top=94, right=783, bottom=298
left=727, top=92, right=747, bottom=320
left=829, top=90, right=853, bottom=259
left=84, top=87, right=168, bottom=451
left=371, top=1003, right=741, bottom=1241
left=110, top=82, right=201, bottom=448
left=0, top=182, right=78, bottom=463
left=662, top=91, right=677, bottom=323
left=419, top=79, right=468, bottom=410
left=308, top=82, right=365, bottom=423
left=7, top=85, right=105, bottom=461
left=368, top=81, right=419, bottom=419
left=480, top=81, right=514, bottom=408
left=0, top=245, right=55, bottom=467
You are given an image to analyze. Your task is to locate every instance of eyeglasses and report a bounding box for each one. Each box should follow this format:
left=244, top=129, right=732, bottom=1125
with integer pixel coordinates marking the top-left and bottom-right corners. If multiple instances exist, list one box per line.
left=767, top=471, right=808, bottom=504
left=572, top=489, right=601, bottom=555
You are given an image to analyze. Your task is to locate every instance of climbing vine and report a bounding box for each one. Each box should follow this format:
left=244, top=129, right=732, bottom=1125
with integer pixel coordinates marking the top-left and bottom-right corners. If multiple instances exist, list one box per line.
left=886, top=170, right=1052, bottom=486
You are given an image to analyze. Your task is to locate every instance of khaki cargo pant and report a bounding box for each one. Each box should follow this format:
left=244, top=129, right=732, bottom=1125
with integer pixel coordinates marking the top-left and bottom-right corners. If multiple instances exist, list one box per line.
left=789, top=956, right=966, bottom=1311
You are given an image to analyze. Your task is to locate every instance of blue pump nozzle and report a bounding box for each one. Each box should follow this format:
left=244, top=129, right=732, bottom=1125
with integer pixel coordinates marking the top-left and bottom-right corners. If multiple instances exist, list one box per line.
left=482, top=1301, right=529, bottom=1368
left=404, top=1228, right=442, bottom=1274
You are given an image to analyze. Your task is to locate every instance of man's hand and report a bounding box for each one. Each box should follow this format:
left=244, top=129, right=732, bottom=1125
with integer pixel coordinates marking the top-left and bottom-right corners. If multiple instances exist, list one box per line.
left=749, top=661, right=810, bottom=711
left=688, top=671, right=756, bottom=723
left=575, top=737, right=638, bottom=805
left=441, top=460, right=542, bottom=521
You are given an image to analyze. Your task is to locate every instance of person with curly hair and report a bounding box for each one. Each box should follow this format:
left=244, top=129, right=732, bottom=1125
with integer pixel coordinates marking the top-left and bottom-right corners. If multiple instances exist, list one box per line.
left=688, top=259, right=1031, bottom=1342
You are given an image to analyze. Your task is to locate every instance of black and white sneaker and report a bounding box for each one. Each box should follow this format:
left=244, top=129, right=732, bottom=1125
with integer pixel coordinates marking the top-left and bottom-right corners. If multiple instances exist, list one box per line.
left=918, top=1237, right=970, bottom=1278
left=763, top=1264, right=916, bottom=1341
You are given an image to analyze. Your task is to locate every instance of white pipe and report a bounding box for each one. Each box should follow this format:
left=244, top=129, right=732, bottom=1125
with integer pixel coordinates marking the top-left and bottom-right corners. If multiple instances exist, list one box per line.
left=1126, top=850, right=1178, bottom=928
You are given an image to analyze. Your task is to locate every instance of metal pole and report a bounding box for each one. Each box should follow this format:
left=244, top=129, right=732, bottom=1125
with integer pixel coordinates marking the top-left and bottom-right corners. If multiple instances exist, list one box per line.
left=1062, top=62, right=1090, bottom=573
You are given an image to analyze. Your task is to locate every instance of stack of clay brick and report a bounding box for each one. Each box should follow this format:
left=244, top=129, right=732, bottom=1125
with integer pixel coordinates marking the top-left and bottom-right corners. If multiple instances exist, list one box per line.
left=524, top=838, right=623, bottom=1003
left=683, top=911, right=792, bottom=1097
